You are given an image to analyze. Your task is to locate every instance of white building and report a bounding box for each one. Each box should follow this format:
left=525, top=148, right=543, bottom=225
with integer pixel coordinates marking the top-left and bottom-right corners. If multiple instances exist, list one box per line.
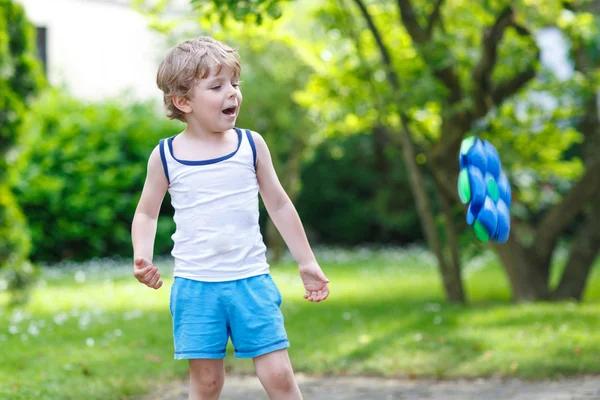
left=16, top=0, right=186, bottom=102
left=17, top=0, right=573, bottom=103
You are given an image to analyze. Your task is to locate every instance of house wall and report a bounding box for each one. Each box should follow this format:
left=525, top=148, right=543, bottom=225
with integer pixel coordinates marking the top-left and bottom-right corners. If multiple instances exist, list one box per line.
left=16, top=1, right=577, bottom=107
left=17, top=0, right=170, bottom=102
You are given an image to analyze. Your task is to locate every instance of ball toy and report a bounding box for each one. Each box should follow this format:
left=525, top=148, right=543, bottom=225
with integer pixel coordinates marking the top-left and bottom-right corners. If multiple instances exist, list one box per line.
left=457, top=137, right=511, bottom=243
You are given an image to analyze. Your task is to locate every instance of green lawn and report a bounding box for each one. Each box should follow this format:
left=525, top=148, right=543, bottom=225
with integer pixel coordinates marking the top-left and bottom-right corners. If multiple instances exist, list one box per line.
left=1, top=247, right=599, bottom=399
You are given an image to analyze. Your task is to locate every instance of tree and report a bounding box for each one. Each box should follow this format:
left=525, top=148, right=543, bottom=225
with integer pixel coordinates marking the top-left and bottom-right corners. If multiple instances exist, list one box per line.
left=0, top=0, right=44, bottom=304
left=190, top=0, right=600, bottom=302
left=528, top=0, right=600, bottom=300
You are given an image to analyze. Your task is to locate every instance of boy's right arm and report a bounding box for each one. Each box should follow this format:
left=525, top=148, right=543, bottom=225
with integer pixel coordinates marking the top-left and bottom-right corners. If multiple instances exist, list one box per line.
left=131, top=145, right=168, bottom=290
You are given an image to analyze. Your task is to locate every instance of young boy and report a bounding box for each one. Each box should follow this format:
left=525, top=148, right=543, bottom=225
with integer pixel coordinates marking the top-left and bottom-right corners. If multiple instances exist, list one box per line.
left=131, top=36, right=330, bottom=400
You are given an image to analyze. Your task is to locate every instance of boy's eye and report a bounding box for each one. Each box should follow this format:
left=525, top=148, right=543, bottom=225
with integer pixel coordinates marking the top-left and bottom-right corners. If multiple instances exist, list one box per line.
left=211, top=85, right=221, bottom=90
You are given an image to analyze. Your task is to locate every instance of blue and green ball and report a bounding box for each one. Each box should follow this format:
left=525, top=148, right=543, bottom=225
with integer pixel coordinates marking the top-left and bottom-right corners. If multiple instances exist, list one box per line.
left=458, top=137, right=511, bottom=243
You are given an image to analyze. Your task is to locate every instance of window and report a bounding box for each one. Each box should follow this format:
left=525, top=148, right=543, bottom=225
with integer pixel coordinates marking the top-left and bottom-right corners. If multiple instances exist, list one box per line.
left=36, top=26, right=47, bottom=76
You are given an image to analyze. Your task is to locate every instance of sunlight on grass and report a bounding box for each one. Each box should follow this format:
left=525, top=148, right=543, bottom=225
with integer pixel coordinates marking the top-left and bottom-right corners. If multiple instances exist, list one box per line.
left=1, top=247, right=599, bottom=399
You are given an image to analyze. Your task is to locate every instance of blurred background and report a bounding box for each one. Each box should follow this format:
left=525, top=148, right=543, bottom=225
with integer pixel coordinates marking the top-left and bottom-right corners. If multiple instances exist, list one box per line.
left=1, top=0, right=599, bottom=398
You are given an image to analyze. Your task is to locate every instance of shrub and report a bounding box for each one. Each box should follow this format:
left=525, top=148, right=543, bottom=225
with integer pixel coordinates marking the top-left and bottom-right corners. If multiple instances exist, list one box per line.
left=0, top=0, right=44, bottom=304
left=297, top=133, right=424, bottom=245
left=13, top=89, right=182, bottom=262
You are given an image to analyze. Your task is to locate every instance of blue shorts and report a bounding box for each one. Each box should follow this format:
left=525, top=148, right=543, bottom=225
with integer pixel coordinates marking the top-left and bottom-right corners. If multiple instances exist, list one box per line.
left=169, top=273, right=290, bottom=359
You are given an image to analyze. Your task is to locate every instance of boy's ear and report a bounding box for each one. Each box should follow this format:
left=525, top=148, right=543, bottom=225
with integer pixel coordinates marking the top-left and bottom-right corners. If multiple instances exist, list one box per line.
left=173, top=94, right=192, bottom=115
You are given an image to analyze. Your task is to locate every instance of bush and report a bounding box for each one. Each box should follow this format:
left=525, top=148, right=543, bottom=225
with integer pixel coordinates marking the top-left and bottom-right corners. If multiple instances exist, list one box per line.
left=0, top=185, right=39, bottom=304
left=297, top=133, right=424, bottom=246
left=13, top=89, right=182, bottom=262
left=0, top=0, right=44, bottom=304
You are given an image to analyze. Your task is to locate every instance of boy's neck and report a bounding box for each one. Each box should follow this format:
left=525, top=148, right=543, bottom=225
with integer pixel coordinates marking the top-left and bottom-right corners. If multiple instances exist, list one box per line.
left=181, top=124, right=231, bottom=142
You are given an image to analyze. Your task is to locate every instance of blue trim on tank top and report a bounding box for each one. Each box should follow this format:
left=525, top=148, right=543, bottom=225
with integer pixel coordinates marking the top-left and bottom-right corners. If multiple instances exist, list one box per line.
left=167, top=128, right=243, bottom=165
left=245, top=129, right=257, bottom=170
left=159, top=138, right=170, bottom=184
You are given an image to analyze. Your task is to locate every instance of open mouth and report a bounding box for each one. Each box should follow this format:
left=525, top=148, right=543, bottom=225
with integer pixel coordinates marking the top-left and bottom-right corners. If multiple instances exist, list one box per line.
left=222, top=106, right=236, bottom=116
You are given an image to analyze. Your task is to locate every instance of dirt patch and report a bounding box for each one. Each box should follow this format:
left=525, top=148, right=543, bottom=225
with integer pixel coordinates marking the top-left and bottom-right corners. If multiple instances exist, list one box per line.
left=141, top=374, right=600, bottom=400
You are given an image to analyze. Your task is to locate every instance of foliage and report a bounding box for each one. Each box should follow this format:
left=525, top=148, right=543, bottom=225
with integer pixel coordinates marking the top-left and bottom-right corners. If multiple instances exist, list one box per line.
left=12, top=89, right=182, bottom=262
left=233, top=36, right=316, bottom=168
left=297, top=134, right=423, bottom=245
left=1, top=251, right=600, bottom=398
left=0, top=0, right=44, bottom=304
left=12, top=89, right=424, bottom=262
left=189, top=0, right=600, bottom=301
left=189, top=0, right=288, bottom=24
left=0, top=0, right=43, bottom=158
left=291, top=1, right=585, bottom=214
left=480, top=80, right=585, bottom=221
left=0, top=185, right=38, bottom=305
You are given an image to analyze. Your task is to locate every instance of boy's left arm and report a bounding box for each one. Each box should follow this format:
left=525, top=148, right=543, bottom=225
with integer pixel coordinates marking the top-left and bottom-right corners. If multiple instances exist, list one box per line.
left=253, top=131, right=330, bottom=302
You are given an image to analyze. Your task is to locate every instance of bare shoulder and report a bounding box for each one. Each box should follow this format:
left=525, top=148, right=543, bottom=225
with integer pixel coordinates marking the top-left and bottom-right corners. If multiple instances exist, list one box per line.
left=149, top=143, right=161, bottom=158
left=146, top=144, right=163, bottom=167
left=249, top=130, right=271, bottom=159
left=146, top=144, right=168, bottom=187
left=249, top=130, right=268, bottom=148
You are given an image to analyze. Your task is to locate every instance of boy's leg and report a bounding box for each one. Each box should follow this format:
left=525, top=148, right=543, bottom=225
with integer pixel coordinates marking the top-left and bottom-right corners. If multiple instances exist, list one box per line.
left=170, top=278, right=231, bottom=400
left=253, top=349, right=302, bottom=400
left=188, top=359, right=225, bottom=400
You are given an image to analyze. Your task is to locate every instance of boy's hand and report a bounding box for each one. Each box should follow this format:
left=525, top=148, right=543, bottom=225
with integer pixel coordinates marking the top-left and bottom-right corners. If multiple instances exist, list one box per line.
left=299, top=263, right=329, bottom=302
left=133, top=257, right=163, bottom=290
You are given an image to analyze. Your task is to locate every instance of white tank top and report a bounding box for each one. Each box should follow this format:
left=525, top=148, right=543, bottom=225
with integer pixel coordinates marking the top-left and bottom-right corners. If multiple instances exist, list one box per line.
left=159, top=128, right=270, bottom=281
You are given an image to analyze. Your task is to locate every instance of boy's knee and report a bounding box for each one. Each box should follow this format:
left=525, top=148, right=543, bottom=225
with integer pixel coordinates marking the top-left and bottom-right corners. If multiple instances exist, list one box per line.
left=258, top=364, right=296, bottom=392
left=189, top=375, right=223, bottom=399
left=189, top=363, right=224, bottom=400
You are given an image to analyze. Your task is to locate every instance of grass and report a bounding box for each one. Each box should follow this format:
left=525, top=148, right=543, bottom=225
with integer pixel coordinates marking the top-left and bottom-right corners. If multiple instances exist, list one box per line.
left=1, top=247, right=600, bottom=399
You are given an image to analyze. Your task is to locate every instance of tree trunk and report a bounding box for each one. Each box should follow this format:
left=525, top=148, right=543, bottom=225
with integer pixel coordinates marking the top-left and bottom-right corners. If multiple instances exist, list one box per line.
left=352, top=0, right=467, bottom=302
left=553, top=35, right=600, bottom=299
left=437, top=183, right=465, bottom=300
left=553, top=205, right=600, bottom=300
left=493, top=235, right=552, bottom=302
left=399, top=123, right=465, bottom=303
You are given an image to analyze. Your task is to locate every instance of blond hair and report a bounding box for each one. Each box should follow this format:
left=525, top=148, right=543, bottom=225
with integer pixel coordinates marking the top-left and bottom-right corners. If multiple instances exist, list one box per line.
left=156, top=36, right=241, bottom=122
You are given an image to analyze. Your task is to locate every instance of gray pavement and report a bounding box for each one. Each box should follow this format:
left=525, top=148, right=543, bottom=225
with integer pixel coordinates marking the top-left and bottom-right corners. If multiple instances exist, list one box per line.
left=143, top=374, right=600, bottom=400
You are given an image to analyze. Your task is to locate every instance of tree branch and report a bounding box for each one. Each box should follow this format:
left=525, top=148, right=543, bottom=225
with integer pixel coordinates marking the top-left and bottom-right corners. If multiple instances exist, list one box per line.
left=430, top=112, right=473, bottom=168
left=492, top=21, right=539, bottom=105
left=396, top=0, right=462, bottom=103
left=471, top=6, right=515, bottom=117
left=353, top=0, right=400, bottom=90
left=491, top=65, right=537, bottom=104
left=396, top=0, right=427, bottom=43
left=426, top=0, right=445, bottom=37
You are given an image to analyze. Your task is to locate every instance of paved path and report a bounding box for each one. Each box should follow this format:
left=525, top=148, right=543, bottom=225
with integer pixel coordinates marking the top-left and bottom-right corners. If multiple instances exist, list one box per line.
left=144, top=374, right=600, bottom=400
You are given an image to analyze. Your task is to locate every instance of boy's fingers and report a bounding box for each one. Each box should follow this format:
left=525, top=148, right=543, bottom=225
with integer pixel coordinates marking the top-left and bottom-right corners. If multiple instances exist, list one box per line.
left=133, top=267, right=149, bottom=279
left=148, top=273, right=161, bottom=288
left=146, top=271, right=157, bottom=284
left=135, top=266, right=155, bottom=283
left=143, top=267, right=157, bottom=279
left=132, top=259, right=163, bottom=290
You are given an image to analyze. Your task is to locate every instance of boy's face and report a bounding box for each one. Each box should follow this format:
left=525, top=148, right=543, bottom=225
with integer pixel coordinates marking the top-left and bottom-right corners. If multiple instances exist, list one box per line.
left=185, top=65, right=242, bottom=132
